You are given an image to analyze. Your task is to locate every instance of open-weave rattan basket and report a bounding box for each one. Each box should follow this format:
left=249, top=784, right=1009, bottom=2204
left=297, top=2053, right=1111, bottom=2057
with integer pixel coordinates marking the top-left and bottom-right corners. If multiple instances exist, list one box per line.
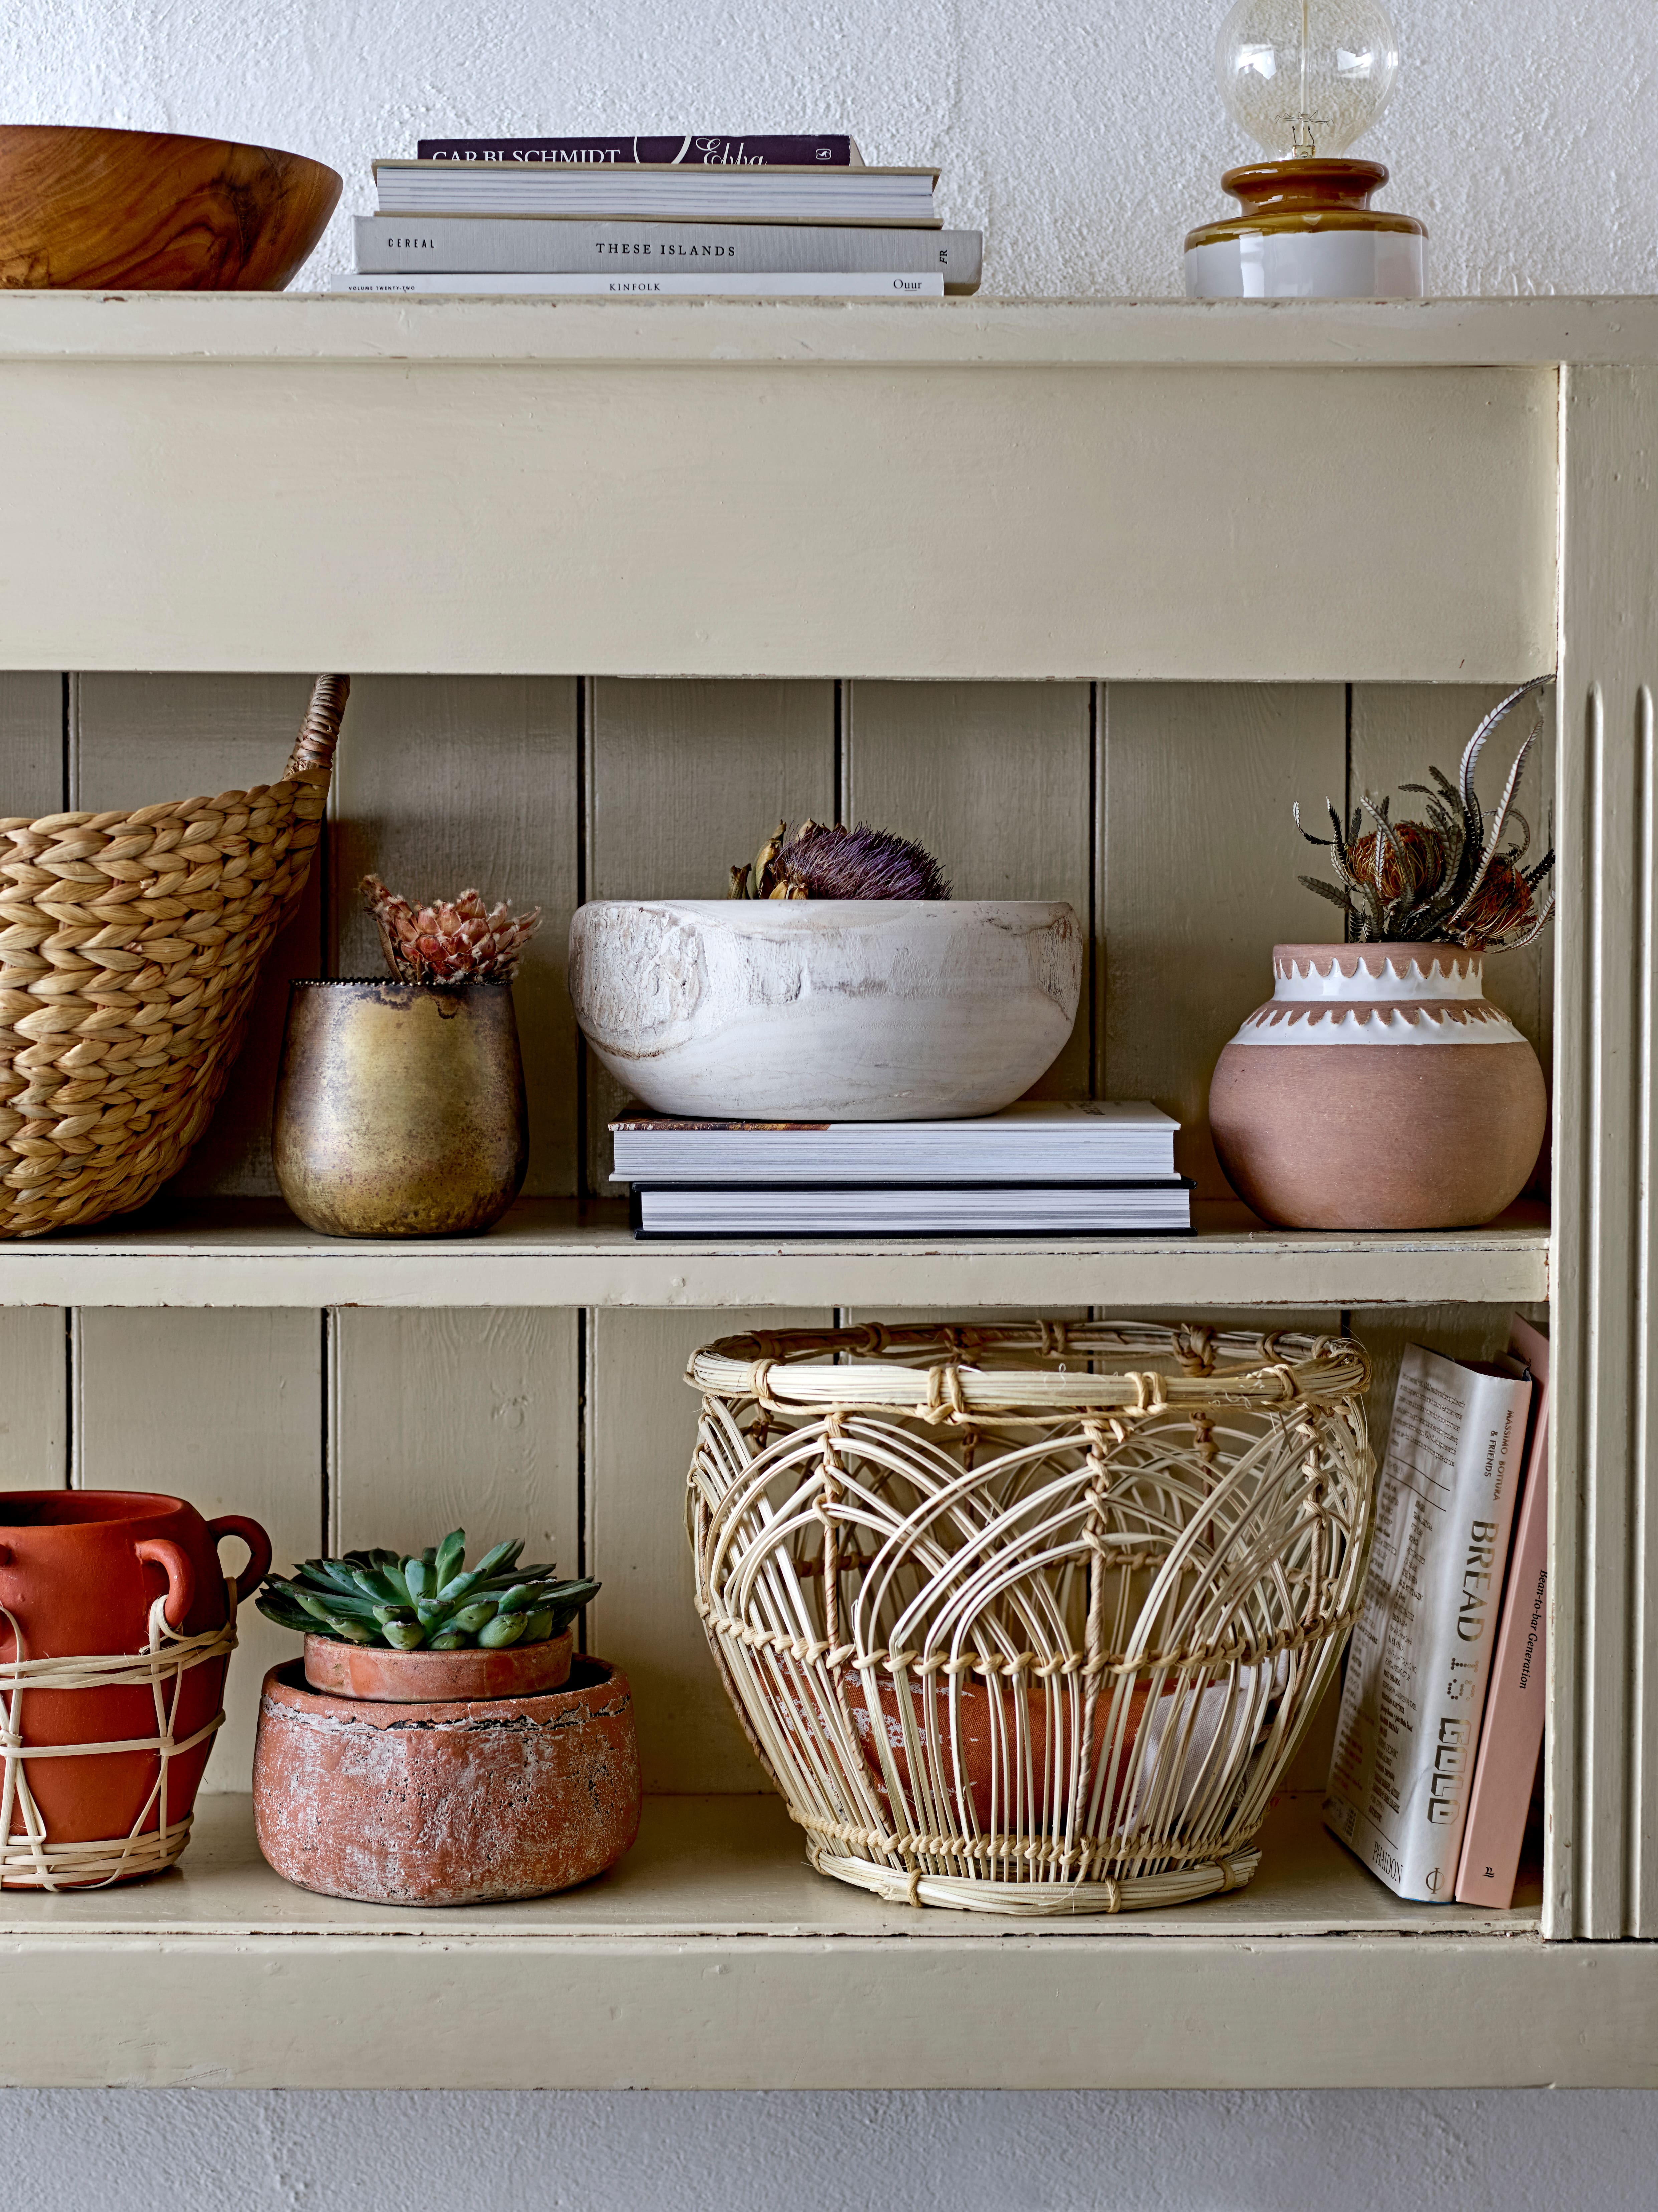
left=687, top=1320, right=1375, bottom=1915
left=0, top=674, right=348, bottom=1237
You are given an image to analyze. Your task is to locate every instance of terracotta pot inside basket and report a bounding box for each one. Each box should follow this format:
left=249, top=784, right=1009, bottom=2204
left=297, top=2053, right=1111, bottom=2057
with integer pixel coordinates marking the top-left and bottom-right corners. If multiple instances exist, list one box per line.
left=793, top=1672, right=1272, bottom=1835
left=0, top=1491, right=270, bottom=1883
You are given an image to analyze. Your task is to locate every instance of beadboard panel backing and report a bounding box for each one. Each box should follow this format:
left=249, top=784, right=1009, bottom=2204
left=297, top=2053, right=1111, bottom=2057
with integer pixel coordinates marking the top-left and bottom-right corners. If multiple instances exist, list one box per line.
left=584, top=679, right=835, bottom=1194
left=329, top=1308, right=579, bottom=1583
left=0, top=671, right=63, bottom=815
left=70, top=673, right=322, bottom=1198
left=0, top=672, right=67, bottom=1483
left=0, top=1307, right=66, bottom=1489
left=329, top=676, right=580, bottom=1196
left=72, top=1308, right=323, bottom=1790
left=845, top=680, right=1093, bottom=1100
left=1097, top=683, right=1346, bottom=1196
left=0, top=359, right=1555, bottom=682
left=588, top=1306, right=830, bottom=1795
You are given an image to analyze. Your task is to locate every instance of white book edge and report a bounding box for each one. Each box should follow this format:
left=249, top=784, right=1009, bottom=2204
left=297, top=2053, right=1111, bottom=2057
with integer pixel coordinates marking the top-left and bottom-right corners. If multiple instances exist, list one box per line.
left=335, top=272, right=946, bottom=298
left=1323, top=1343, right=1533, bottom=1902
left=608, top=1101, right=1180, bottom=1186
left=634, top=1190, right=1193, bottom=1232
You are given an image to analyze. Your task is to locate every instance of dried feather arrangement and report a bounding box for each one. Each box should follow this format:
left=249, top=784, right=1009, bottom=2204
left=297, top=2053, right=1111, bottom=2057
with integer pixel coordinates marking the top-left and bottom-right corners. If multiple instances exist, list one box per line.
left=728, top=820, right=952, bottom=901
left=362, top=875, right=543, bottom=984
left=1295, top=678, right=1555, bottom=950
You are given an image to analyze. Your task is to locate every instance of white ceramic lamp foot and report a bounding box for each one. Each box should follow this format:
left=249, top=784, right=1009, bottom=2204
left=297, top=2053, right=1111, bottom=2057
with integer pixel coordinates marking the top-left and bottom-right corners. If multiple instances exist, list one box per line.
left=1185, top=159, right=1426, bottom=301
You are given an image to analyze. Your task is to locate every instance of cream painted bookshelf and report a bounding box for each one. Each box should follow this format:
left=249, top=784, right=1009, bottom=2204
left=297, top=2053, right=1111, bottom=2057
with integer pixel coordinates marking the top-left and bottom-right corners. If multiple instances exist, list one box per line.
left=0, top=293, right=1652, bottom=2090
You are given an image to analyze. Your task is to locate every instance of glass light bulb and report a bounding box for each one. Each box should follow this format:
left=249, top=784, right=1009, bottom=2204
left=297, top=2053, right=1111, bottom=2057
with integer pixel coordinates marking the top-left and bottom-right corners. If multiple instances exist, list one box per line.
left=1215, top=0, right=1399, bottom=159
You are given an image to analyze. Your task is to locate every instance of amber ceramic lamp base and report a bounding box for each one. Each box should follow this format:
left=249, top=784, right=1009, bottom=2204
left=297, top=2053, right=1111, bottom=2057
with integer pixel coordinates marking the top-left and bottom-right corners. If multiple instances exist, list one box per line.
left=0, top=126, right=340, bottom=291
left=1184, top=160, right=1425, bottom=300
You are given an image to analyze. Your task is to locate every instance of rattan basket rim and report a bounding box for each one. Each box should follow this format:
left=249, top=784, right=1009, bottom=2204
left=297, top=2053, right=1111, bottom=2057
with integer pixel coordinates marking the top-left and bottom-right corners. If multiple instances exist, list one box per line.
left=686, top=1320, right=1370, bottom=1416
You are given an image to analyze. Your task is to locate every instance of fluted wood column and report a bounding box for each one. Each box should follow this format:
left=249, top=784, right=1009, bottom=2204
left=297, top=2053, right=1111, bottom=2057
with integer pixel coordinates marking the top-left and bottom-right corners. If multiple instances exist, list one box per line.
left=1549, top=363, right=1658, bottom=1937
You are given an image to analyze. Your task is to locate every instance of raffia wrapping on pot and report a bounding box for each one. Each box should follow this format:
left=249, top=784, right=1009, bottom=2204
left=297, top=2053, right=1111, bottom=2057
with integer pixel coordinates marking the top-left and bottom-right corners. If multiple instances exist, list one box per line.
left=0, top=1586, right=239, bottom=1890
left=687, top=1322, right=1374, bottom=1915
left=0, top=674, right=348, bottom=1236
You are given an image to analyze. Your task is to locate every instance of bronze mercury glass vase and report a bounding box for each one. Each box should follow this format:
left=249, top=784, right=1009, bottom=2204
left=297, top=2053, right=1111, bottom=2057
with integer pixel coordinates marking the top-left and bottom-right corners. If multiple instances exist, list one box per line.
left=273, top=980, right=527, bottom=1237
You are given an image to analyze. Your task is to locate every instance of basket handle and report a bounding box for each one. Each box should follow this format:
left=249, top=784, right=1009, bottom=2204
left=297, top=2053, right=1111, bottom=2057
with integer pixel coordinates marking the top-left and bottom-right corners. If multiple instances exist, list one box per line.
left=285, top=673, right=351, bottom=779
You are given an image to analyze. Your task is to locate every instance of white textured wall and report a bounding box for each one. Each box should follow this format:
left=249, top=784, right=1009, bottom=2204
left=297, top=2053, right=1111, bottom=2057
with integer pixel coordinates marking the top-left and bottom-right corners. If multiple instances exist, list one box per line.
left=0, top=0, right=1654, bottom=296
left=3, top=4, right=1656, bottom=2204
left=2, top=2090, right=1657, bottom=2210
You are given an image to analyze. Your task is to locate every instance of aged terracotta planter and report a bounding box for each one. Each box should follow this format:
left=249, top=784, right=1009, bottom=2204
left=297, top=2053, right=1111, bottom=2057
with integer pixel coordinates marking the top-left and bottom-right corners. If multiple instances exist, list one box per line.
left=273, top=978, right=528, bottom=1237
left=302, top=1627, right=573, bottom=1704
left=252, top=1654, right=641, bottom=1905
left=0, top=1491, right=270, bottom=1884
left=1209, top=942, right=1547, bottom=1229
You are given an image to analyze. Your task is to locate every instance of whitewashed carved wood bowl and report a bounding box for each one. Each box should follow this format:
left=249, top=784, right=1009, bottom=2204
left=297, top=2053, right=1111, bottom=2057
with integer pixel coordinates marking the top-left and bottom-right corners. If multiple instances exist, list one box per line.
left=568, top=899, right=1081, bottom=1119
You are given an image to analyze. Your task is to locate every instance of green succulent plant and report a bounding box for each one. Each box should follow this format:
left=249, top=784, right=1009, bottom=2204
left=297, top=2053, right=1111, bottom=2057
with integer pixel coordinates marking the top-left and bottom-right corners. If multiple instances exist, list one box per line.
left=255, top=1528, right=598, bottom=1652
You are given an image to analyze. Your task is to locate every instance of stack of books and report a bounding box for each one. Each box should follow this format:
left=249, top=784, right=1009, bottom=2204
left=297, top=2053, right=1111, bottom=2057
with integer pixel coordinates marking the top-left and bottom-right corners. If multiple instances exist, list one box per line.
left=1324, top=1317, right=1550, bottom=1909
left=610, top=1100, right=1190, bottom=1237
left=336, top=132, right=981, bottom=300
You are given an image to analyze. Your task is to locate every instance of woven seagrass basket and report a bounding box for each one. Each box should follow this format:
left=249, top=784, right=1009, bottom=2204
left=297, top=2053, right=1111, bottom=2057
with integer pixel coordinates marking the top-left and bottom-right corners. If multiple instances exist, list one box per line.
left=687, top=1320, right=1375, bottom=1915
left=0, top=674, right=348, bottom=1237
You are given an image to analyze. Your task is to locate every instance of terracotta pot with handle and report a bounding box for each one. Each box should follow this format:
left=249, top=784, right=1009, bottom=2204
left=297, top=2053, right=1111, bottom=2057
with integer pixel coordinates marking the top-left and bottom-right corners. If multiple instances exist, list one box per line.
left=0, top=1491, right=270, bottom=1883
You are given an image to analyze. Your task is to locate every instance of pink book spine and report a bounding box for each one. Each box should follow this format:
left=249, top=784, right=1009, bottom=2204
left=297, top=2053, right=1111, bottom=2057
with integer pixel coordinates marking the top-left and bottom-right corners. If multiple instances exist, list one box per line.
left=1455, top=1317, right=1550, bottom=1907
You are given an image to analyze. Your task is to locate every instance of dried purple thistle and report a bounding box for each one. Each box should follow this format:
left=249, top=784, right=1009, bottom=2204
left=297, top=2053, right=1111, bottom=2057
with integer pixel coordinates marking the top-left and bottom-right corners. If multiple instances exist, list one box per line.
left=728, top=820, right=951, bottom=901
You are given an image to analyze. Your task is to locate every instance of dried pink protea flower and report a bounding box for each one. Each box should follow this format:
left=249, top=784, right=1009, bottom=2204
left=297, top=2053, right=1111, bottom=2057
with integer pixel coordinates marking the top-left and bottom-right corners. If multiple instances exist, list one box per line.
left=1294, top=677, right=1555, bottom=951
left=362, top=875, right=542, bottom=985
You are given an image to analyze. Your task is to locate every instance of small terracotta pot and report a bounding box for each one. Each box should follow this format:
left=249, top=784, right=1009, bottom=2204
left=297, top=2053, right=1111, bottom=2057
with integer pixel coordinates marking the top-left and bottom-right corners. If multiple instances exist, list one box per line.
left=302, top=1627, right=573, bottom=1704
left=252, top=1654, right=642, bottom=1905
left=1209, top=942, right=1547, bottom=1230
left=0, top=1492, right=270, bottom=1879
left=273, top=978, right=527, bottom=1237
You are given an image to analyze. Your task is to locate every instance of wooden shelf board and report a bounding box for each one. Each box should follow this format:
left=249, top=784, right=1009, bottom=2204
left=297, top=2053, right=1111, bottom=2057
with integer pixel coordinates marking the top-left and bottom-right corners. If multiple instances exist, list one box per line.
left=15, top=1791, right=1650, bottom=2094
left=0, top=291, right=1653, bottom=370
left=0, top=1199, right=1548, bottom=1309
left=0, top=300, right=1558, bottom=681
left=0, top=1790, right=1539, bottom=1944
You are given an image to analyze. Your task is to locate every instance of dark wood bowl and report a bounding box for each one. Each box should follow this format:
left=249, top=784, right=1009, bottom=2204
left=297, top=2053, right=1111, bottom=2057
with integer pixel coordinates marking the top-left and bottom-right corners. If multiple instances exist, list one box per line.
left=0, top=125, right=341, bottom=289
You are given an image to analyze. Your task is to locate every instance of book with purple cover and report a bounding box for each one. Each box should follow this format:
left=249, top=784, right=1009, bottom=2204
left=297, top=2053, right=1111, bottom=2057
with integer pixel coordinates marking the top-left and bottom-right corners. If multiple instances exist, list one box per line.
left=416, top=135, right=861, bottom=167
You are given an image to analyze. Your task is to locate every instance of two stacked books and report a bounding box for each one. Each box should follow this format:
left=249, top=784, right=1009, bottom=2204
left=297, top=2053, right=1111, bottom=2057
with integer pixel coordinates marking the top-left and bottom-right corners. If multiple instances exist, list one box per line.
left=611, top=1100, right=1190, bottom=1237
left=339, top=132, right=982, bottom=300
left=1325, top=1317, right=1551, bottom=1909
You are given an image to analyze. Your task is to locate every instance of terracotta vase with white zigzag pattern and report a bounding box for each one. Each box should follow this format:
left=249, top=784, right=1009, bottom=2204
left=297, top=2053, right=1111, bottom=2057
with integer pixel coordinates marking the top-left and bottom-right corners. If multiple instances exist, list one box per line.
left=1209, top=942, right=1546, bottom=1230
